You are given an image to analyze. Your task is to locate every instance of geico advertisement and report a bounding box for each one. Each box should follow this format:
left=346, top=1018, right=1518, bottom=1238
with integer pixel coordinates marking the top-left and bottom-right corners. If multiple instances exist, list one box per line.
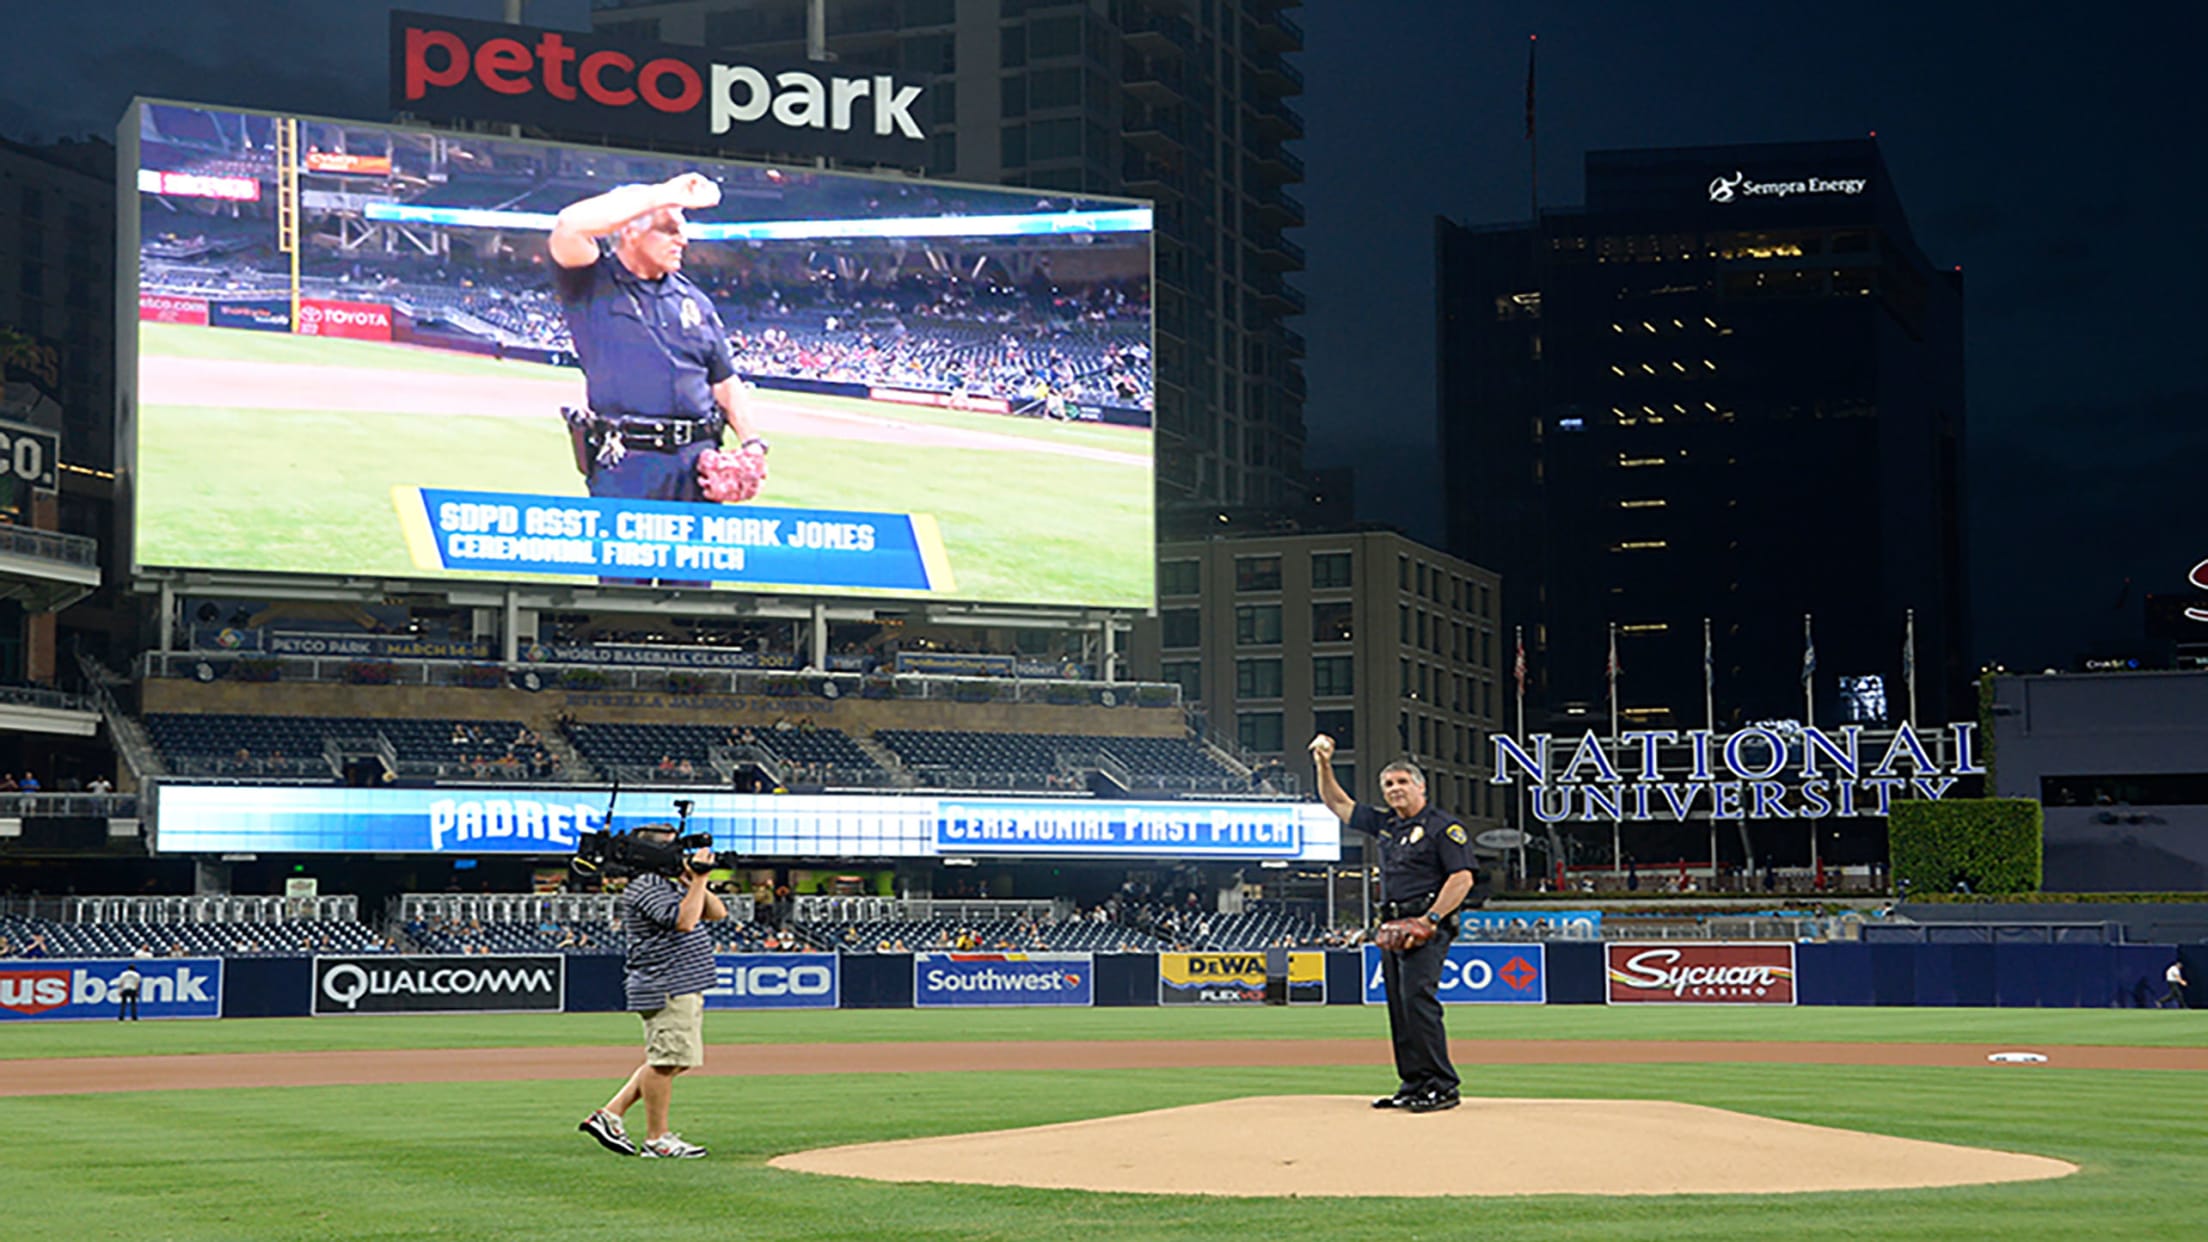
left=1157, top=951, right=1326, bottom=1005
left=0, top=959, right=223, bottom=1022
left=1362, top=943, right=1546, bottom=1005
left=913, top=952, right=1092, bottom=1008
left=312, top=955, right=563, bottom=1015
left=705, top=953, right=838, bottom=1011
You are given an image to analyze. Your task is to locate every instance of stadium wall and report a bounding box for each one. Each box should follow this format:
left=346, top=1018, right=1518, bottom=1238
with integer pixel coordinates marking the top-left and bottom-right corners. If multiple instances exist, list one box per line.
left=11, top=945, right=2193, bottom=1021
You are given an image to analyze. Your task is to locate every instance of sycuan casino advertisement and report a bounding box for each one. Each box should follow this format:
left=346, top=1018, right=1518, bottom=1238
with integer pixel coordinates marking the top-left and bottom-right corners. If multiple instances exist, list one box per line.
left=123, top=100, right=1154, bottom=608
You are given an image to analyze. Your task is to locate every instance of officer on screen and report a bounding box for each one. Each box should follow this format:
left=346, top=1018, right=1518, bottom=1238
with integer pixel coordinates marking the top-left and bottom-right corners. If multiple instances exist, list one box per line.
left=1309, top=735, right=1475, bottom=1113
left=547, top=173, right=766, bottom=504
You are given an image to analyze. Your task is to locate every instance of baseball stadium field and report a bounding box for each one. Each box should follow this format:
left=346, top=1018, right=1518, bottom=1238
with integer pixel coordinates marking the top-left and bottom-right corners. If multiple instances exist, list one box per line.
left=3, top=1006, right=2204, bottom=1241
left=132, top=322, right=1154, bottom=607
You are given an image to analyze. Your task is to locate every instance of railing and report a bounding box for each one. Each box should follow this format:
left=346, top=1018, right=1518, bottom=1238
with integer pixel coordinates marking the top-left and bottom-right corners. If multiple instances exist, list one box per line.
left=163, top=755, right=336, bottom=781
left=0, top=682, right=97, bottom=713
left=0, top=792, right=138, bottom=818
left=794, top=895, right=1063, bottom=924
left=141, top=652, right=1183, bottom=708
left=398, top=890, right=756, bottom=927
left=0, top=523, right=99, bottom=569
left=62, top=894, right=359, bottom=925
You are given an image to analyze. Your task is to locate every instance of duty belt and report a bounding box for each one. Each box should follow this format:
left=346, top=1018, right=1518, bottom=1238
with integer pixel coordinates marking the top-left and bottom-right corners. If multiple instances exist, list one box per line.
left=605, top=416, right=718, bottom=453
left=1379, top=897, right=1441, bottom=921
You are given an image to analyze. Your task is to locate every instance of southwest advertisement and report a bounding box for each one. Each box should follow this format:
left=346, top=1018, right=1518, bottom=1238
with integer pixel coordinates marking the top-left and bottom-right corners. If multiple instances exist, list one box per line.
left=1361, top=944, right=1546, bottom=1005
left=1158, top=951, right=1325, bottom=1005
left=126, top=99, right=1155, bottom=608
left=0, top=959, right=224, bottom=1022
left=912, top=952, right=1092, bottom=1008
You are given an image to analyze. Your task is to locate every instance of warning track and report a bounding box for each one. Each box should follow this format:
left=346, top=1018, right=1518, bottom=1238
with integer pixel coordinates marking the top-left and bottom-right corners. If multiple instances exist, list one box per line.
left=3, top=1038, right=2201, bottom=1098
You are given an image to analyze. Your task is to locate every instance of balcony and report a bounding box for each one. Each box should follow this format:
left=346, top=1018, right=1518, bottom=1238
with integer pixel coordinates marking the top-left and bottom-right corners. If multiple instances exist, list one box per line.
left=1123, top=56, right=1183, bottom=106
left=1280, top=325, right=1306, bottom=356
left=0, top=525, right=99, bottom=613
left=1251, top=230, right=1306, bottom=269
left=1119, top=154, right=1183, bottom=200
left=1248, top=143, right=1304, bottom=183
left=1252, top=188, right=1305, bottom=226
left=1255, top=11, right=1304, bottom=51
left=1123, top=14, right=1192, bottom=58
left=1251, top=54, right=1304, bottom=96
left=1254, top=278, right=1307, bottom=317
left=1122, top=108, right=1187, bottom=155
left=1248, top=97, right=1306, bottom=140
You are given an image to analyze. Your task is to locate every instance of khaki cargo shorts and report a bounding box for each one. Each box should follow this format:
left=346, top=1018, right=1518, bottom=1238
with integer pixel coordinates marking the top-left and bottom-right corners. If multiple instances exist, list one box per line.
left=640, top=992, right=705, bottom=1068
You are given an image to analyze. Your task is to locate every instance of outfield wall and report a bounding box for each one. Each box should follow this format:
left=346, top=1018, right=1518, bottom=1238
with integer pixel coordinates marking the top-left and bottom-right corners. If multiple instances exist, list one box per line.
left=8, top=944, right=2199, bottom=1020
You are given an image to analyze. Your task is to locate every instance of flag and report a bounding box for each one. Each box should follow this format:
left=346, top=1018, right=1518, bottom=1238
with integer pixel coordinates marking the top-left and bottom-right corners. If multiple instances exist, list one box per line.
left=1513, top=627, right=1527, bottom=697
left=1525, top=35, right=1537, bottom=140
left=1801, top=614, right=1817, bottom=690
left=1607, top=624, right=1621, bottom=684
left=1903, top=608, right=1918, bottom=720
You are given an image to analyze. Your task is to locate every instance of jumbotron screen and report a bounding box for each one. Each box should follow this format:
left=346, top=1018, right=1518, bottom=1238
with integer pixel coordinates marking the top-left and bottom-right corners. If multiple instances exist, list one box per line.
left=122, top=100, right=1155, bottom=608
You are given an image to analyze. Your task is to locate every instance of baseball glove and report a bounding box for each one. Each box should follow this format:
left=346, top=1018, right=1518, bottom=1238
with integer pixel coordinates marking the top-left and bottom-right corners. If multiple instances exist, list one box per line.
left=1373, top=917, right=1438, bottom=952
left=697, top=446, right=768, bottom=502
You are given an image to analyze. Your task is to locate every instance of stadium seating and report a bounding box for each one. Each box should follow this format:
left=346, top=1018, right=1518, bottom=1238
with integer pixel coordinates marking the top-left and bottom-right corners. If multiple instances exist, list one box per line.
left=0, top=916, right=382, bottom=958
left=143, top=714, right=552, bottom=779
left=560, top=721, right=881, bottom=784
left=875, top=729, right=1236, bottom=789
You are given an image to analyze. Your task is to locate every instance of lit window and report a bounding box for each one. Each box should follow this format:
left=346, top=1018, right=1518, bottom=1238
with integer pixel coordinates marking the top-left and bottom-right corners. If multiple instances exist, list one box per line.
left=1610, top=364, right=1626, bottom=376
left=1620, top=623, right=1670, bottom=634
left=1612, top=540, right=1669, bottom=551
left=1618, top=456, right=1666, bottom=468
left=1617, top=498, right=1668, bottom=509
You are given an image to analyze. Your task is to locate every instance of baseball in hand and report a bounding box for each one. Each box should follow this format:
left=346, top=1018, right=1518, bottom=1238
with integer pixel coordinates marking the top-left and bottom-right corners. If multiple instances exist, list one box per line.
left=1308, top=734, right=1335, bottom=762
left=664, top=172, right=721, bottom=210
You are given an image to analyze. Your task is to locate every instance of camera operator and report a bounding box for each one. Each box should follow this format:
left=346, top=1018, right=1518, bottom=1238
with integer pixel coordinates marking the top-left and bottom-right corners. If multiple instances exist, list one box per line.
left=579, top=824, right=726, bottom=1159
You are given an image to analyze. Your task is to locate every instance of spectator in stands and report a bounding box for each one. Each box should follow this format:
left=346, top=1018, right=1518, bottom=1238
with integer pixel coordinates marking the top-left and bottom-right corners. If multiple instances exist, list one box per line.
left=167, top=940, right=186, bottom=957
left=89, top=774, right=114, bottom=795
left=580, top=824, right=725, bottom=1160
left=0, top=936, right=11, bottom=956
left=0, top=773, right=16, bottom=792
left=20, top=934, right=47, bottom=958
left=133, top=944, right=155, bottom=959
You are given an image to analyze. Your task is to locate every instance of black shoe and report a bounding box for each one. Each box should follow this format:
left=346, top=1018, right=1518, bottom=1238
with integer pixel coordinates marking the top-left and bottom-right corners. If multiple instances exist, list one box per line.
left=1370, top=1088, right=1414, bottom=1109
left=1405, top=1088, right=1461, bottom=1114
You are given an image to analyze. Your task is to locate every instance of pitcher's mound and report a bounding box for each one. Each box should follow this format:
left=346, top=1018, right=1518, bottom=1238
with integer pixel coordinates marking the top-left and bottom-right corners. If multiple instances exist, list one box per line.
left=769, top=1096, right=2076, bottom=1197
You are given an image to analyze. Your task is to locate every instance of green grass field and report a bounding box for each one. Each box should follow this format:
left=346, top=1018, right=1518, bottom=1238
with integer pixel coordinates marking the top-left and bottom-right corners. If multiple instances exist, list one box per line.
left=133, top=323, right=1153, bottom=607
left=4, top=1007, right=2206, bottom=1241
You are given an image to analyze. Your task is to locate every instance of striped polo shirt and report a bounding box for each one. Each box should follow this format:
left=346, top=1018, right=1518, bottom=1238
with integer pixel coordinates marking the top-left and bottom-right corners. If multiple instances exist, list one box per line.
left=622, top=874, right=717, bottom=1011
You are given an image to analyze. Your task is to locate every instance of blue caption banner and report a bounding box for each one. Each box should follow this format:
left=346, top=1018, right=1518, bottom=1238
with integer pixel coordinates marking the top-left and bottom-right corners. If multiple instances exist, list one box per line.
left=705, top=953, right=839, bottom=1011
left=1362, top=943, right=1546, bottom=1005
left=1455, top=910, right=1604, bottom=939
left=0, top=959, right=224, bottom=1022
left=396, top=487, right=952, bottom=592
left=913, top=952, right=1093, bottom=1008
left=935, top=802, right=1304, bottom=857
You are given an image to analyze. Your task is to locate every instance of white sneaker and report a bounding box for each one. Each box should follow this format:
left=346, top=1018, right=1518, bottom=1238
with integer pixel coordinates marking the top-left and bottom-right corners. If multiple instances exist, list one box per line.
left=640, top=1132, right=707, bottom=1159
left=579, top=1109, right=636, bottom=1156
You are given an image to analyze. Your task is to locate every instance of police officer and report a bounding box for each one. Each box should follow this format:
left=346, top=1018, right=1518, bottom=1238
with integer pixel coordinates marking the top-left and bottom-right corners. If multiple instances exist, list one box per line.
left=547, top=174, right=764, bottom=510
left=1310, top=734, right=1475, bottom=1113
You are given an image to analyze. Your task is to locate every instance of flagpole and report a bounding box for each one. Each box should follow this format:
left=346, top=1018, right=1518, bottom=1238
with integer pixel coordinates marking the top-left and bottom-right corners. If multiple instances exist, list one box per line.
left=1904, top=608, right=1918, bottom=727
left=1513, top=625, right=1527, bottom=887
left=1704, top=615, right=1717, bottom=888
left=1607, top=620, right=1621, bottom=876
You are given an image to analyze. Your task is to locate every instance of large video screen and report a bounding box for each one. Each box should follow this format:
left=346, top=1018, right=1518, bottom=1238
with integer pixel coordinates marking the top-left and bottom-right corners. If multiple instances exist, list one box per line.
left=124, top=100, right=1154, bottom=608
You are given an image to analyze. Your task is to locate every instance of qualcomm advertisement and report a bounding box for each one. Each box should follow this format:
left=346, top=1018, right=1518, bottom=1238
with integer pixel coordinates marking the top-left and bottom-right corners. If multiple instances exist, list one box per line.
left=705, top=953, right=838, bottom=1010
left=1362, top=944, right=1546, bottom=1006
left=151, top=787, right=1342, bottom=863
left=913, top=952, right=1092, bottom=1008
left=0, top=959, right=224, bottom=1022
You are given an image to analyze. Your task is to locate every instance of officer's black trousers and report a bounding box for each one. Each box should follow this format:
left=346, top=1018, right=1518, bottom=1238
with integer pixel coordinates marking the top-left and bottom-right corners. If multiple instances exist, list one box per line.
left=1381, top=936, right=1458, bottom=1093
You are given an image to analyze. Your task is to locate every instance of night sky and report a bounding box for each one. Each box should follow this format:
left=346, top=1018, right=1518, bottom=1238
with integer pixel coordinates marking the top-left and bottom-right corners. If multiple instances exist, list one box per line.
left=4, top=1, right=2200, bottom=671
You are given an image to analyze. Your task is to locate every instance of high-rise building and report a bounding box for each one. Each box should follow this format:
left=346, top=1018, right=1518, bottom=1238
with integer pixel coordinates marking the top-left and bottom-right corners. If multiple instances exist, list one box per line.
left=591, top=0, right=1309, bottom=529
left=1437, top=139, right=1965, bottom=731
left=1129, top=528, right=1503, bottom=831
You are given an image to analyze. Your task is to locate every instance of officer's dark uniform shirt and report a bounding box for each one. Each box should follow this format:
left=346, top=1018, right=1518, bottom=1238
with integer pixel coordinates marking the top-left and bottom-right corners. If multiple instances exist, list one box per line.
left=1347, top=802, right=1476, bottom=906
left=553, top=245, right=736, bottom=421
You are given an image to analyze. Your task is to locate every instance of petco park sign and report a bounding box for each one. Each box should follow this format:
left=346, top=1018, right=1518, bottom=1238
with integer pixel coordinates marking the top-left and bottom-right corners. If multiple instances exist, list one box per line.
left=1708, top=170, right=1869, bottom=203
left=1490, top=722, right=1983, bottom=824
left=391, top=11, right=928, bottom=166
